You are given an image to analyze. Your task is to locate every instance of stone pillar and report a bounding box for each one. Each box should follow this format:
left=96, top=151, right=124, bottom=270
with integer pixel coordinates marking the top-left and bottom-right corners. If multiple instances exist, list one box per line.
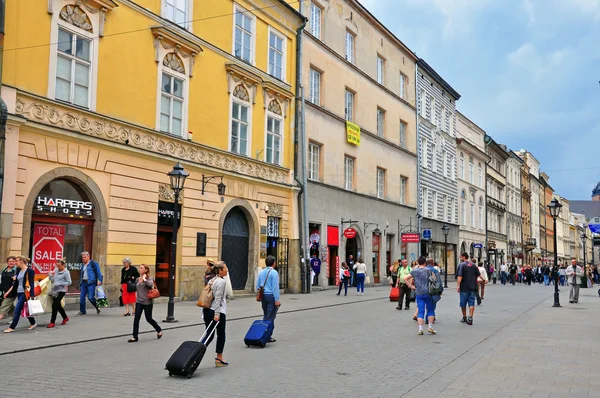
left=0, top=117, right=23, bottom=261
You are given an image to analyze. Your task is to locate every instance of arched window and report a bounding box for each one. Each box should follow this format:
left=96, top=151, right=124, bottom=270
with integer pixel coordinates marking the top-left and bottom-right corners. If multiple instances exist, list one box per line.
left=231, top=84, right=251, bottom=156
left=265, top=99, right=283, bottom=165
left=459, top=152, right=465, bottom=180
left=159, top=53, right=186, bottom=136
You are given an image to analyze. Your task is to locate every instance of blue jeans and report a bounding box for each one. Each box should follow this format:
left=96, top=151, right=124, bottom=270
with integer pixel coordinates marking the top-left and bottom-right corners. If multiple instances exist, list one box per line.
left=459, top=291, right=476, bottom=308
left=500, top=272, right=507, bottom=285
left=9, top=292, right=36, bottom=329
left=356, top=273, right=365, bottom=293
left=80, top=282, right=98, bottom=314
left=261, top=293, right=278, bottom=334
left=559, top=275, right=565, bottom=286
left=416, top=294, right=435, bottom=319
left=543, top=275, right=550, bottom=285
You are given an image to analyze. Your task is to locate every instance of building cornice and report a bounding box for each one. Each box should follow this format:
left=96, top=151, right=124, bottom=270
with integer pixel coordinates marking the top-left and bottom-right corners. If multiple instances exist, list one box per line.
left=456, top=137, right=490, bottom=161
left=15, top=91, right=291, bottom=186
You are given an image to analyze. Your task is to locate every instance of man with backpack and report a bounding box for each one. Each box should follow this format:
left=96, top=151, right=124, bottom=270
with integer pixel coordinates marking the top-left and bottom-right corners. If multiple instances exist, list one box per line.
left=457, top=252, right=480, bottom=325
left=78, top=251, right=103, bottom=315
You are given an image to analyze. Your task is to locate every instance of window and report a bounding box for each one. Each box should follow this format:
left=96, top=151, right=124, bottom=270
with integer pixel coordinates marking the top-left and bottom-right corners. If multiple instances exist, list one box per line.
left=429, top=95, right=435, bottom=124
left=432, top=191, right=438, bottom=219
left=400, top=176, right=407, bottom=205
left=399, top=121, right=407, bottom=148
left=479, top=198, right=484, bottom=230
left=345, top=31, right=355, bottom=63
left=497, top=214, right=502, bottom=233
left=461, top=199, right=466, bottom=226
left=450, top=155, right=455, bottom=180
left=459, top=153, right=464, bottom=179
left=160, top=72, right=184, bottom=135
left=308, top=142, right=320, bottom=181
left=469, top=161, right=474, bottom=184
left=450, top=198, right=455, bottom=223
left=420, top=89, right=426, bottom=117
left=309, top=67, right=321, bottom=105
left=266, top=115, right=282, bottom=165
left=478, top=164, right=482, bottom=187
left=442, top=195, right=447, bottom=221
left=309, top=2, right=321, bottom=39
left=470, top=203, right=475, bottom=228
left=377, top=168, right=385, bottom=199
left=55, top=28, right=91, bottom=108
left=442, top=150, right=447, bottom=177
left=268, top=30, right=285, bottom=80
left=164, top=0, right=188, bottom=28
left=420, top=138, right=427, bottom=168
left=344, top=156, right=354, bottom=191
left=345, top=89, right=354, bottom=121
left=234, top=8, right=253, bottom=62
left=400, top=73, right=406, bottom=99
left=440, top=105, right=446, bottom=131
left=376, top=108, right=385, bottom=137
left=376, top=55, right=385, bottom=84
left=422, top=187, right=428, bottom=217
left=230, top=84, right=251, bottom=156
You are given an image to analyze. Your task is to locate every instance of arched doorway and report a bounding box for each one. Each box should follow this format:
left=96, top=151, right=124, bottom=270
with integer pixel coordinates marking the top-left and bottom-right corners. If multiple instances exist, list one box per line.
left=460, top=241, right=467, bottom=255
left=222, top=207, right=249, bottom=290
left=469, top=243, right=475, bottom=259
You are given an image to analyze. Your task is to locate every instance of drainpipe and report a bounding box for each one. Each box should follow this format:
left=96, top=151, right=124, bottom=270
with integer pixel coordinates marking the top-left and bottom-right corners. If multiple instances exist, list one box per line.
left=415, top=63, right=422, bottom=258
left=293, top=7, right=308, bottom=293
left=0, top=0, right=8, bottom=216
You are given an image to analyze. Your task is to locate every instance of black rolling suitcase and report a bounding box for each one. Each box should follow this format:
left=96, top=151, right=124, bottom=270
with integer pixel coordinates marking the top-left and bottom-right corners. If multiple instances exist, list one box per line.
left=165, top=321, right=218, bottom=378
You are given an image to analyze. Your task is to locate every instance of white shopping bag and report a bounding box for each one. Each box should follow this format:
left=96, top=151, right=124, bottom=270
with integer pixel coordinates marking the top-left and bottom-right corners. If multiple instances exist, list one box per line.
left=27, top=299, right=45, bottom=316
left=223, top=274, right=234, bottom=299
left=95, top=286, right=106, bottom=299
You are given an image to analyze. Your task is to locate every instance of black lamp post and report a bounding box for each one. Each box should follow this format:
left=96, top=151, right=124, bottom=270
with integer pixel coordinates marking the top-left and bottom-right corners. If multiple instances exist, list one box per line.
left=164, top=162, right=189, bottom=323
left=581, top=231, right=587, bottom=288
left=548, top=198, right=562, bottom=307
left=441, top=224, right=450, bottom=288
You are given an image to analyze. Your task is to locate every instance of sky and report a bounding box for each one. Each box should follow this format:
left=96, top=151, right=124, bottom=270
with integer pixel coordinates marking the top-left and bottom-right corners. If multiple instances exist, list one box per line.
left=359, top=0, right=600, bottom=200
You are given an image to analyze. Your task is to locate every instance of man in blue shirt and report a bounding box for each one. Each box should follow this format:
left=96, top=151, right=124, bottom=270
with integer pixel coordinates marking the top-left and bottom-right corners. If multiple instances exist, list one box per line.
left=78, top=251, right=103, bottom=315
left=310, top=254, right=321, bottom=286
left=256, top=255, right=280, bottom=342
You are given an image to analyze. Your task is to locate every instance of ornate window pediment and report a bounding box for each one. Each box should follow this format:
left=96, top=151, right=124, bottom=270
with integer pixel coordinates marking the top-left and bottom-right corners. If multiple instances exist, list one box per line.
left=226, top=63, right=261, bottom=104
left=262, top=81, right=292, bottom=118
left=49, top=0, right=117, bottom=36
left=152, top=26, right=203, bottom=77
left=163, top=53, right=185, bottom=74
left=268, top=99, right=282, bottom=116
left=233, top=84, right=250, bottom=102
left=59, top=5, right=93, bottom=32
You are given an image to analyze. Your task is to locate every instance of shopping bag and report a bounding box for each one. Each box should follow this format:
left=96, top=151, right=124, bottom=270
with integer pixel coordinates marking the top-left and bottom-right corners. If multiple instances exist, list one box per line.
left=365, top=276, right=371, bottom=285
left=95, top=286, right=107, bottom=299
left=39, top=293, right=54, bottom=313
left=27, top=299, right=44, bottom=316
left=96, top=286, right=110, bottom=308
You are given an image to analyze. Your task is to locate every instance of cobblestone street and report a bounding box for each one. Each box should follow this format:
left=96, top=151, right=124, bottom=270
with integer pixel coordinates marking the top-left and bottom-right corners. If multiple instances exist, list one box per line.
left=0, top=282, right=598, bottom=398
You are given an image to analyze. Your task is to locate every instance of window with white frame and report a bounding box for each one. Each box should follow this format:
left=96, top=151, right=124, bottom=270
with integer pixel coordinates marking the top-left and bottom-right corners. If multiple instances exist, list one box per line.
left=266, top=100, right=283, bottom=165
left=345, top=30, right=355, bottom=63
left=377, top=168, right=385, bottom=199
left=420, top=138, right=427, bottom=168
left=400, top=73, right=406, bottom=99
left=400, top=176, right=407, bottom=205
left=422, top=187, right=428, bottom=217
left=309, top=67, right=321, bottom=105
left=234, top=7, right=253, bottom=62
left=160, top=71, right=185, bottom=136
left=376, top=55, right=385, bottom=84
left=344, top=156, right=354, bottom=191
left=420, top=89, right=426, bottom=118
left=268, top=30, right=285, bottom=80
left=460, top=190, right=466, bottom=226
left=164, top=0, right=188, bottom=29
left=450, top=198, right=455, bottom=223
left=470, top=203, right=475, bottom=228
left=429, top=95, right=435, bottom=124
left=459, top=153, right=464, bottom=179
left=400, top=121, right=407, bottom=148
left=345, top=89, right=354, bottom=122
left=442, top=195, right=447, bottom=221
left=308, top=142, right=320, bottom=181
left=432, top=191, right=438, bottom=219
left=376, top=108, right=385, bottom=137
left=230, top=84, right=251, bottom=156
left=56, top=27, right=92, bottom=108
left=479, top=197, right=484, bottom=230
left=469, top=161, right=474, bottom=184
left=442, top=150, right=447, bottom=177
left=478, top=164, right=482, bottom=187
left=441, top=105, right=446, bottom=131
left=450, top=155, right=455, bottom=180
left=309, top=1, right=321, bottom=39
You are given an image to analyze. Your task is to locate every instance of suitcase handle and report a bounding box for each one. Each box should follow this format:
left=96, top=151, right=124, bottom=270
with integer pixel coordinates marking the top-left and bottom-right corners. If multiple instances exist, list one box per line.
left=200, top=320, right=219, bottom=344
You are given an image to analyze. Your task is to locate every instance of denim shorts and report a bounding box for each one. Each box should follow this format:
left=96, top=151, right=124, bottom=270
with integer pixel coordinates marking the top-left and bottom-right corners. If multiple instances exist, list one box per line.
left=459, top=291, right=476, bottom=308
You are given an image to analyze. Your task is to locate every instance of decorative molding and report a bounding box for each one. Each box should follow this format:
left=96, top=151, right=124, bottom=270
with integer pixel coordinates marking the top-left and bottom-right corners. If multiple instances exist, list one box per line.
left=163, top=53, right=185, bottom=74
left=158, top=183, right=184, bottom=203
left=60, top=5, right=93, bottom=32
left=266, top=203, right=283, bottom=217
left=152, top=26, right=202, bottom=78
left=15, top=92, right=290, bottom=185
left=262, top=82, right=292, bottom=117
left=225, top=64, right=261, bottom=105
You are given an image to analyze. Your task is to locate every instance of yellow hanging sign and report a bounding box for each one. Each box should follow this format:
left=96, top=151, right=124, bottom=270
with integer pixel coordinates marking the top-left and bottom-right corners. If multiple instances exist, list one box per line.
left=346, top=121, right=360, bottom=145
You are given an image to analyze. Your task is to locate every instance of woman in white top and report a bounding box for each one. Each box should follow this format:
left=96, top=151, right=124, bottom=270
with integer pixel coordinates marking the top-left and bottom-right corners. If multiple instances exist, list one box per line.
left=336, top=262, right=350, bottom=296
left=477, top=263, right=489, bottom=301
left=203, top=261, right=229, bottom=367
left=353, top=258, right=368, bottom=295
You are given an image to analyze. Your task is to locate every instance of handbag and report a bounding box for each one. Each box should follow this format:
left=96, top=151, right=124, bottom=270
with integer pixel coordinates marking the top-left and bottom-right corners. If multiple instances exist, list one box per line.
left=256, top=268, right=273, bottom=302
left=197, top=279, right=214, bottom=308
left=147, top=282, right=160, bottom=300
left=126, top=281, right=137, bottom=293
left=27, top=299, right=44, bottom=316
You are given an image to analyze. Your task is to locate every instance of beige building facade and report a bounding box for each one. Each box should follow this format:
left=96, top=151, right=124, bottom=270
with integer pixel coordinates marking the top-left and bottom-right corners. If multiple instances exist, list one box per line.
left=299, top=0, right=418, bottom=285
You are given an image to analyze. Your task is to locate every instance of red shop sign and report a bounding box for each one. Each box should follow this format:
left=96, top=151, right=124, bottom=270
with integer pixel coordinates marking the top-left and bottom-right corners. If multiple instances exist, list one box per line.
left=32, top=224, right=65, bottom=274
left=402, top=233, right=421, bottom=243
left=343, top=228, right=357, bottom=239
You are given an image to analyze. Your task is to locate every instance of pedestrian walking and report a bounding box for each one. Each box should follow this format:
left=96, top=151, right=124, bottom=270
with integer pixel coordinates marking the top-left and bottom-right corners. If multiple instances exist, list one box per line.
left=425, top=258, right=443, bottom=322
left=389, top=259, right=400, bottom=287
left=566, top=259, right=584, bottom=304
left=202, top=261, right=229, bottom=367
left=256, top=255, right=280, bottom=343
left=500, top=262, right=507, bottom=285
left=559, top=265, right=566, bottom=286
left=542, top=265, right=551, bottom=286
left=47, top=258, right=71, bottom=328
left=0, top=256, right=18, bottom=322
left=457, top=252, right=480, bottom=326
left=353, top=258, right=367, bottom=295
left=347, top=255, right=355, bottom=287
left=120, top=257, right=139, bottom=316
left=336, top=262, right=350, bottom=296
left=128, top=264, right=162, bottom=342
left=404, top=256, right=437, bottom=335
left=509, top=263, right=517, bottom=285
left=77, top=251, right=103, bottom=315
left=396, top=259, right=412, bottom=310
left=476, top=262, right=488, bottom=304
left=3, top=256, right=36, bottom=333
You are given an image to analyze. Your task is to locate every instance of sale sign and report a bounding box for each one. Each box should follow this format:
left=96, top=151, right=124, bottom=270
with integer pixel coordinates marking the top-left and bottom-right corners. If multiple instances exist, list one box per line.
left=32, top=224, right=65, bottom=274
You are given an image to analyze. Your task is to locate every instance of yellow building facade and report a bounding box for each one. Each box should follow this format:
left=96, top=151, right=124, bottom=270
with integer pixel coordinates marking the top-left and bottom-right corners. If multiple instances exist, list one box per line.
left=0, top=0, right=306, bottom=300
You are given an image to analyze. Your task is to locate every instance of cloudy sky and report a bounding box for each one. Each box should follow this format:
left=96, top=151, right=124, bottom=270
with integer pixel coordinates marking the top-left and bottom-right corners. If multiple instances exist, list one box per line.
left=359, top=0, right=600, bottom=200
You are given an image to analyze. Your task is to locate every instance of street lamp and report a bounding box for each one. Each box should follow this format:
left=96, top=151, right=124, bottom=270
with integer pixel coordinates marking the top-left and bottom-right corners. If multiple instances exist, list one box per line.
left=164, top=162, right=189, bottom=323
left=581, top=231, right=587, bottom=288
left=441, top=224, right=450, bottom=288
left=548, top=198, right=563, bottom=307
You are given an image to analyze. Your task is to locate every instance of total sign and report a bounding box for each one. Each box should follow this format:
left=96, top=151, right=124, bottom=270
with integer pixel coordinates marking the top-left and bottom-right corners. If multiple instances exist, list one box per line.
left=32, top=224, right=65, bottom=274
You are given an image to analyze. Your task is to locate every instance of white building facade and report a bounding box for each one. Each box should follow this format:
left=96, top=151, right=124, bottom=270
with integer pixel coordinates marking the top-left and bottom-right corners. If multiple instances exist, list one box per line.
left=506, top=150, right=523, bottom=265
left=518, top=150, right=541, bottom=260
left=485, top=135, right=509, bottom=267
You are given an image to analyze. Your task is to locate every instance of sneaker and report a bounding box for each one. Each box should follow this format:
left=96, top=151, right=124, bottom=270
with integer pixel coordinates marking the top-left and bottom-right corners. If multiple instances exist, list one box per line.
left=96, top=308, right=101, bottom=315
left=404, top=306, right=410, bottom=310
left=396, top=306, right=403, bottom=310
left=418, top=330, right=424, bottom=336
left=47, top=323, right=55, bottom=328
left=466, top=317, right=473, bottom=325
left=76, top=312, right=86, bottom=316
left=428, top=328, right=437, bottom=335
left=61, top=317, right=69, bottom=326
left=460, top=317, right=467, bottom=323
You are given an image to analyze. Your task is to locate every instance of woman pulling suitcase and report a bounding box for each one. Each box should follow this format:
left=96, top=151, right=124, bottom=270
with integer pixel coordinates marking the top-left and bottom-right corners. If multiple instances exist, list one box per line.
left=203, top=261, right=229, bottom=367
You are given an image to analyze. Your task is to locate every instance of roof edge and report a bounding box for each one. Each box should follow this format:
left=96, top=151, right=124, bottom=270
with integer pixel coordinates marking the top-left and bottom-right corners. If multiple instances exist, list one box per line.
left=417, top=58, right=461, bottom=100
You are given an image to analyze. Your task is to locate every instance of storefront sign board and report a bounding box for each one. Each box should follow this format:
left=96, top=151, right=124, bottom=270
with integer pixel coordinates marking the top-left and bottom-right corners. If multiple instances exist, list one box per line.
left=32, top=224, right=65, bottom=274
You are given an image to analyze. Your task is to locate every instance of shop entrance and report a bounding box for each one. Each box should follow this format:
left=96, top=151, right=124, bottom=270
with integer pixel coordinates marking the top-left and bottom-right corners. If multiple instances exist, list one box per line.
left=30, top=179, right=95, bottom=293
left=155, top=201, right=181, bottom=296
left=222, top=207, right=249, bottom=290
